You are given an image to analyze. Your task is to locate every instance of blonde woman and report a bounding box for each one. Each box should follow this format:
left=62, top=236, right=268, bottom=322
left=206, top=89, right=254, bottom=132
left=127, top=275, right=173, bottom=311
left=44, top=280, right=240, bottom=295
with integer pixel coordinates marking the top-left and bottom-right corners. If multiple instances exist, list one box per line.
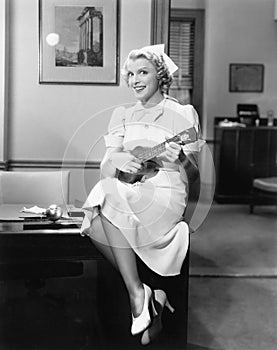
left=81, top=44, right=204, bottom=344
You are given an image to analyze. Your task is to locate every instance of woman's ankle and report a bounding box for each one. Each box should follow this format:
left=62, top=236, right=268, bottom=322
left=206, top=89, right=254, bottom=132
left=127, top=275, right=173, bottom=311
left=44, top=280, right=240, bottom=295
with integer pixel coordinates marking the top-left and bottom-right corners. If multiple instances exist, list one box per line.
left=129, top=283, right=145, bottom=317
left=127, top=281, right=143, bottom=296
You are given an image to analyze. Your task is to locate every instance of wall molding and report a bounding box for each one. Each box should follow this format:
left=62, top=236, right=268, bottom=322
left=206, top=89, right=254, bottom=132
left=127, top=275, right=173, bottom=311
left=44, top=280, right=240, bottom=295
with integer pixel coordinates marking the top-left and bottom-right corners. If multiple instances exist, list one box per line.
left=151, top=0, right=171, bottom=51
left=7, top=160, right=101, bottom=170
left=4, top=142, right=215, bottom=170
left=0, top=0, right=9, bottom=165
left=0, top=160, right=8, bottom=170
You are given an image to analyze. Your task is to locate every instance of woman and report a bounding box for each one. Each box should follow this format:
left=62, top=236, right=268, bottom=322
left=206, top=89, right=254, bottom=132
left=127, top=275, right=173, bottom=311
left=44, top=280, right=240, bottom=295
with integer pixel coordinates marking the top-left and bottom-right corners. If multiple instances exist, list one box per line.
left=81, top=44, right=204, bottom=344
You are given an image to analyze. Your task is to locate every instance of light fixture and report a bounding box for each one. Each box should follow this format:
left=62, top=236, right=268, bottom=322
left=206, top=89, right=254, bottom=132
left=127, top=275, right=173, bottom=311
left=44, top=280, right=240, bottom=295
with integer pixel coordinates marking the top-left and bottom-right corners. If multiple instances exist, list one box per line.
left=46, top=33, right=59, bottom=46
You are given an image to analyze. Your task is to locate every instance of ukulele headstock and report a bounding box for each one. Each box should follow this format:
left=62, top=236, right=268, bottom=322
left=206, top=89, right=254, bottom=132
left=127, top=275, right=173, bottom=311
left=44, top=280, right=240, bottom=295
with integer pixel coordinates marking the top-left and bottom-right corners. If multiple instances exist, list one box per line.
left=174, top=128, right=197, bottom=145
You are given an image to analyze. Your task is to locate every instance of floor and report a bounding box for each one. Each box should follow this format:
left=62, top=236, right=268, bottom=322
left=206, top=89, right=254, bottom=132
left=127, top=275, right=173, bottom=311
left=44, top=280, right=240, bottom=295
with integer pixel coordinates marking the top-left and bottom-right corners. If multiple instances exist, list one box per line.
left=0, top=203, right=276, bottom=350
left=187, top=204, right=277, bottom=350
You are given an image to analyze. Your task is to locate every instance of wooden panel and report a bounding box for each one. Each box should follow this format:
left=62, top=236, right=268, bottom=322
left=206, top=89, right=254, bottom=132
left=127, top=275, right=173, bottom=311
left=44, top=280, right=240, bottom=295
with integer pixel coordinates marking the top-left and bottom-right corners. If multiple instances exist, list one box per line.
left=253, top=129, right=270, bottom=177
left=0, top=233, right=101, bottom=281
left=269, top=129, right=277, bottom=175
left=218, top=129, right=238, bottom=195
left=214, top=125, right=277, bottom=203
left=0, top=234, right=102, bottom=264
left=98, top=250, right=190, bottom=348
left=151, top=0, right=171, bottom=49
left=237, top=129, right=253, bottom=194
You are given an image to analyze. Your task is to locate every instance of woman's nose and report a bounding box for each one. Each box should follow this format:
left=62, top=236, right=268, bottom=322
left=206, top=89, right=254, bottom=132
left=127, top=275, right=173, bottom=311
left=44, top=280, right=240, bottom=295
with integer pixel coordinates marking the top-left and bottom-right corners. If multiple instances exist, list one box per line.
left=131, top=74, right=140, bottom=84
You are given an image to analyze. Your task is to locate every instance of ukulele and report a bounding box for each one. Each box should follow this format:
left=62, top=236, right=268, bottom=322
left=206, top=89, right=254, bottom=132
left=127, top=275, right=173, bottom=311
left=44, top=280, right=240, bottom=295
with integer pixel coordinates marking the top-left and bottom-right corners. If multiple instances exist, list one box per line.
left=117, top=127, right=197, bottom=184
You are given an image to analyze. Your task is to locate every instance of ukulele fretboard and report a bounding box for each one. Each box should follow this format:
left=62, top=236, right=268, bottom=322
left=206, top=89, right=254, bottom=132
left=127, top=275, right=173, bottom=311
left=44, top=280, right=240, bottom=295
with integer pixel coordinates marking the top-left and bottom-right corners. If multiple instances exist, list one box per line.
left=137, top=128, right=196, bottom=162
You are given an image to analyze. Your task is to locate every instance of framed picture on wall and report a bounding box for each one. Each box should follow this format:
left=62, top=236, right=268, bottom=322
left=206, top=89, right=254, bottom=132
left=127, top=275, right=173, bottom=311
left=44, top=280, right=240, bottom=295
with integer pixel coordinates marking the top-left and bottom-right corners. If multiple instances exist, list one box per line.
left=229, top=63, right=264, bottom=92
left=39, top=0, right=120, bottom=85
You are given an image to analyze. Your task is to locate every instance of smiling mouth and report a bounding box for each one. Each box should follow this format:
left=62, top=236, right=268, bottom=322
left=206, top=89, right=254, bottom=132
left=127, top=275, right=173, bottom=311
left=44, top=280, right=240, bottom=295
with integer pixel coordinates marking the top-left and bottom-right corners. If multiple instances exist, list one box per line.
left=134, top=85, right=145, bottom=93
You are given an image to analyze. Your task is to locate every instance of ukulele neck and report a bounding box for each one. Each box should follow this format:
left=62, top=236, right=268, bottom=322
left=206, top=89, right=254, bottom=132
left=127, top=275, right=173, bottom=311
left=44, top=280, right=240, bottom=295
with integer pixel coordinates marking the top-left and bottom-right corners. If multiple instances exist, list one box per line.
left=137, top=128, right=196, bottom=162
left=138, top=142, right=167, bottom=162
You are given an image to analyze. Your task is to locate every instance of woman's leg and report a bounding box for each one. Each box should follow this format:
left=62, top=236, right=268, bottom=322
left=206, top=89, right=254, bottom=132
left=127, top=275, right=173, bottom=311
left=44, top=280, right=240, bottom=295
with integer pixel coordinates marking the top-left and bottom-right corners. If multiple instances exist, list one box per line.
left=85, top=213, right=145, bottom=317
left=98, top=213, right=145, bottom=317
left=85, top=215, right=118, bottom=268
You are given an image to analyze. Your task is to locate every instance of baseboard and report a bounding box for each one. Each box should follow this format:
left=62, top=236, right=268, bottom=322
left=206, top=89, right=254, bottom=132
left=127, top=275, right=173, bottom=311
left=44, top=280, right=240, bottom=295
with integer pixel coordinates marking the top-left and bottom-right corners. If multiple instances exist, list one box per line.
left=190, top=266, right=277, bottom=278
left=6, top=159, right=101, bottom=170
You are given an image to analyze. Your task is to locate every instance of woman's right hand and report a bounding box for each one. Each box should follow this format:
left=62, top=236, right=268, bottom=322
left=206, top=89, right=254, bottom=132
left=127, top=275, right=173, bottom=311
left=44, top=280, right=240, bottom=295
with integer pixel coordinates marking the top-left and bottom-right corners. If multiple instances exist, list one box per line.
left=109, top=152, right=142, bottom=173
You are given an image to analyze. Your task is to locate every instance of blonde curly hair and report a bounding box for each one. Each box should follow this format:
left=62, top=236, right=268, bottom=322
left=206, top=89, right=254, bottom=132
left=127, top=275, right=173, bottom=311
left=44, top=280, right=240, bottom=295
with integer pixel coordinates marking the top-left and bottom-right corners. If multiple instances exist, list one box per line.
left=121, top=49, right=173, bottom=94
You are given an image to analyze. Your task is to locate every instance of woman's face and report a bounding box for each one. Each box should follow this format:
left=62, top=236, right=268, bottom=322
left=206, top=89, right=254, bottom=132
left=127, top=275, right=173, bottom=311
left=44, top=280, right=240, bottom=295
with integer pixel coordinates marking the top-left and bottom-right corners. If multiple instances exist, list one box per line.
left=126, top=58, right=161, bottom=104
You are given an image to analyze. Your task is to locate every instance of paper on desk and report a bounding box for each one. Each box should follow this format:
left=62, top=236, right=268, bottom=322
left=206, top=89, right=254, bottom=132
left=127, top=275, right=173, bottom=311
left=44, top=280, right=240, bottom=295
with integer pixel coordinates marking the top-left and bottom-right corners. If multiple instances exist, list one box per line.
left=20, top=206, right=46, bottom=215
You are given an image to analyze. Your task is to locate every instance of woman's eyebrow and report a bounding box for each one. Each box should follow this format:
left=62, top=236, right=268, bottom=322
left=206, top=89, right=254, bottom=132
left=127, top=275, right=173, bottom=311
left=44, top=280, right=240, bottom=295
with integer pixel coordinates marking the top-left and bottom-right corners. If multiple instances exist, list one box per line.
left=127, top=66, right=149, bottom=73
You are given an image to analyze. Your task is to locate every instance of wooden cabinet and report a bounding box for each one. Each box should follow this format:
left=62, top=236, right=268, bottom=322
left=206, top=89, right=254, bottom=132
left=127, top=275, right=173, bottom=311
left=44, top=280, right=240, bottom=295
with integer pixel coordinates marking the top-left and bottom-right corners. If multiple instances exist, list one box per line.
left=214, top=125, right=277, bottom=203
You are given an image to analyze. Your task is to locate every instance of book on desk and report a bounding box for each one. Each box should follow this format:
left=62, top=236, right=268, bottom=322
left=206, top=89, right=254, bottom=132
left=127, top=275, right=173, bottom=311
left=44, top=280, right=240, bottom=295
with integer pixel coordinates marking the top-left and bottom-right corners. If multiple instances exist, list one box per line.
left=0, top=204, right=84, bottom=230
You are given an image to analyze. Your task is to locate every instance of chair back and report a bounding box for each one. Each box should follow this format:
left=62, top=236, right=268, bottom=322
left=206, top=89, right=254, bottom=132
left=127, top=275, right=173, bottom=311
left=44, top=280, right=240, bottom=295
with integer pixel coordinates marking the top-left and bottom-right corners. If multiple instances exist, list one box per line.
left=0, top=170, right=70, bottom=205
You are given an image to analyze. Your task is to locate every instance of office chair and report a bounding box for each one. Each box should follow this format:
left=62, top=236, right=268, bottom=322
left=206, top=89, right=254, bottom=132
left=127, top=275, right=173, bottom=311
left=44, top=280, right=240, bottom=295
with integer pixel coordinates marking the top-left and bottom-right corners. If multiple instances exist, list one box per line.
left=0, top=170, right=70, bottom=205
left=250, top=177, right=277, bottom=213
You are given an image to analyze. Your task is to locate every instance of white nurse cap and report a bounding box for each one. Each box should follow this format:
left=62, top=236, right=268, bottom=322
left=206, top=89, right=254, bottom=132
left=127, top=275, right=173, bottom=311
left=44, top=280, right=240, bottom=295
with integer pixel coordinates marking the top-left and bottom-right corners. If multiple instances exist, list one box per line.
left=139, top=44, right=178, bottom=75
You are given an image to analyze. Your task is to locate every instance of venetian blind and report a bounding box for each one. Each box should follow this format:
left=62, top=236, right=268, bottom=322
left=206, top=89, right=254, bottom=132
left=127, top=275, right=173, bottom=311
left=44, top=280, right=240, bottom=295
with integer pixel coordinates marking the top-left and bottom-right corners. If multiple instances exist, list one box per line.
left=169, top=19, right=195, bottom=89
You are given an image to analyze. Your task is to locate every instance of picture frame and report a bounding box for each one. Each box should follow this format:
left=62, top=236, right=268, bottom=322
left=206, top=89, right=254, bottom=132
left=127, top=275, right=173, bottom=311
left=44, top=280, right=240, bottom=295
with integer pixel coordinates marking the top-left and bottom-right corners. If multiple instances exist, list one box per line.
left=39, top=0, right=120, bottom=85
left=229, top=63, right=264, bottom=92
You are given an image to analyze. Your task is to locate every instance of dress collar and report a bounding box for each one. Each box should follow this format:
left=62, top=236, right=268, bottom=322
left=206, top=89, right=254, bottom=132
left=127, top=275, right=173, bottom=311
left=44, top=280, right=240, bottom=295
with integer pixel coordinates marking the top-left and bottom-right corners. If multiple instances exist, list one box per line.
left=132, top=98, right=166, bottom=122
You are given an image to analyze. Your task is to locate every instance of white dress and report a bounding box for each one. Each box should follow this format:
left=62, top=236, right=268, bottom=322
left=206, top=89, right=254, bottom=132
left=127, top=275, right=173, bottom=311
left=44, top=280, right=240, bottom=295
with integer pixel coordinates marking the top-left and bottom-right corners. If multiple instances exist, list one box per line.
left=81, top=97, right=205, bottom=276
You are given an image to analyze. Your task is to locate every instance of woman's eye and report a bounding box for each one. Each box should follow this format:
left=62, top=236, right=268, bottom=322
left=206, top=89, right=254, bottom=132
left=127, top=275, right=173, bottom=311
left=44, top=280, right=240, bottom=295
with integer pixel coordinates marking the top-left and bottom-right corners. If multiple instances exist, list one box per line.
left=127, top=72, right=133, bottom=77
left=140, top=70, right=147, bottom=75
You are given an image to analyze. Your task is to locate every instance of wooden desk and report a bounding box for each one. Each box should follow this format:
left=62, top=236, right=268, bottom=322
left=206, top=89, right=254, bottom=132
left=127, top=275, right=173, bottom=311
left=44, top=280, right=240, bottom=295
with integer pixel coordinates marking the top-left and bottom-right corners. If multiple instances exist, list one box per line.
left=0, top=205, right=190, bottom=348
left=0, top=204, right=102, bottom=280
left=0, top=205, right=110, bottom=349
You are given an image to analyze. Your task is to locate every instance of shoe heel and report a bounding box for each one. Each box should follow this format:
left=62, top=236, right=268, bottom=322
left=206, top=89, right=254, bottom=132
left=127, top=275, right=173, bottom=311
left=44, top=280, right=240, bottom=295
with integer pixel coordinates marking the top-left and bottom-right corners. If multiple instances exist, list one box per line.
left=150, top=297, right=158, bottom=318
left=165, top=299, right=175, bottom=313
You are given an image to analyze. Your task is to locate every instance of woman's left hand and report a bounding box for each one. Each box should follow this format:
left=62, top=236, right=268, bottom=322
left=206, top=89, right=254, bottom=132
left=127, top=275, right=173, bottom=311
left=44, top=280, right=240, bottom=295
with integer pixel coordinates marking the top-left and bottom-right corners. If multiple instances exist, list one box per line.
left=163, top=141, right=182, bottom=163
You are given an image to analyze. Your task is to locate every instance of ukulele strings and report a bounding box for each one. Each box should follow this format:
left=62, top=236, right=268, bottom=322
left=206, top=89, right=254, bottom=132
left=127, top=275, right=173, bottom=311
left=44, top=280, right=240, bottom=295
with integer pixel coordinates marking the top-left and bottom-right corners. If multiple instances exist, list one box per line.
left=138, top=130, right=188, bottom=162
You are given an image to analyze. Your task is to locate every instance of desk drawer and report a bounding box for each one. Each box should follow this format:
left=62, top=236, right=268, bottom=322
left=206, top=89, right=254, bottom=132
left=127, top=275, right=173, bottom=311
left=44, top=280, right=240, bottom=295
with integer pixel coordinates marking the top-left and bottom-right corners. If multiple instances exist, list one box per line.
left=0, top=234, right=102, bottom=263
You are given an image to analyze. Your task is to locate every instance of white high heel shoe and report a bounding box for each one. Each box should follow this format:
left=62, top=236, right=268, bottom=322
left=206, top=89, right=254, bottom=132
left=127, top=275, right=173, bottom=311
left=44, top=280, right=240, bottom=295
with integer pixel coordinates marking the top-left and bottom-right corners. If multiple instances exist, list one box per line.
left=141, top=289, right=174, bottom=345
left=131, top=284, right=156, bottom=336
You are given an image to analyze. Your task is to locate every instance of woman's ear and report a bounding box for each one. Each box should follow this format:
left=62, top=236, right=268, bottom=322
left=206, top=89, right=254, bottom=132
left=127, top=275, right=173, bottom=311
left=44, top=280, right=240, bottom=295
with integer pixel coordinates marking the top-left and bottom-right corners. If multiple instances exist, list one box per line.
left=157, top=75, right=162, bottom=86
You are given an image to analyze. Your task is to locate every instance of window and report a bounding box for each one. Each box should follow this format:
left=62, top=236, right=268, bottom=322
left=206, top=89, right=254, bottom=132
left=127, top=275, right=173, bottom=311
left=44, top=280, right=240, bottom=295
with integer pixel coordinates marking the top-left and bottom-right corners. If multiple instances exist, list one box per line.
left=169, top=9, right=204, bottom=120
left=169, top=19, right=194, bottom=103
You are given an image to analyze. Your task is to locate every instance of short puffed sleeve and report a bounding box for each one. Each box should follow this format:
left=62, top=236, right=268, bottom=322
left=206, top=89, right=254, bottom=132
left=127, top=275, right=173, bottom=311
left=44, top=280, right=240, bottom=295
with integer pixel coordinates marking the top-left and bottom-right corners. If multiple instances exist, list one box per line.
left=178, top=104, right=205, bottom=154
left=104, top=106, right=126, bottom=148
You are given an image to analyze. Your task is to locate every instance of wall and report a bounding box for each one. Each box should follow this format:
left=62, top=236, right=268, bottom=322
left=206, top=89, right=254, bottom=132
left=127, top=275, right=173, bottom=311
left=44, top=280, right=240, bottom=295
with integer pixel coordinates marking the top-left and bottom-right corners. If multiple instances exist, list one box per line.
left=172, top=0, right=277, bottom=140
left=204, top=0, right=277, bottom=139
left=8, top=0, right=151, bottom=162
left=6, top=0, right=152, bottom=202
left=171, top=0, right=205, bottom=9
left=4, top=0, right=277, bottom=201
